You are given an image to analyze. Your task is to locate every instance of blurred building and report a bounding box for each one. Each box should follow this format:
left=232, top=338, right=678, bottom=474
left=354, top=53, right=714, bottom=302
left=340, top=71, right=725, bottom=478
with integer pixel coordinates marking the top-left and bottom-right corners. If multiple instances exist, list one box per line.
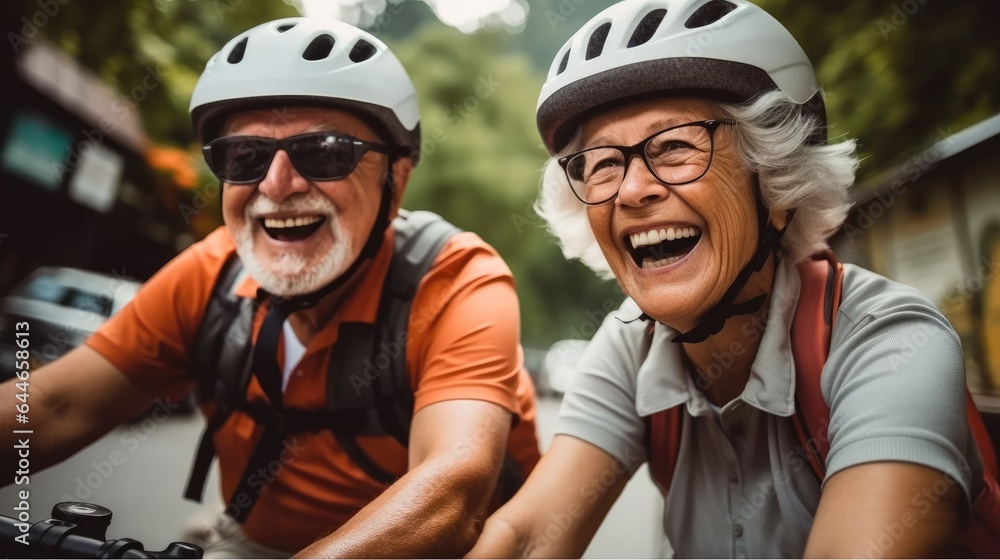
left=0, top=6, right=194, bottom=295
left=830, top=113, right=1000, bottom=398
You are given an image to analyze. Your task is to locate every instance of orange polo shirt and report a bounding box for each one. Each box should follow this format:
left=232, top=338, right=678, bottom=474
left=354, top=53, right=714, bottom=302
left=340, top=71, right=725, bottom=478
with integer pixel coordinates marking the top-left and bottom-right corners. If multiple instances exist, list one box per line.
left=87, top=224, right=540, bottom=551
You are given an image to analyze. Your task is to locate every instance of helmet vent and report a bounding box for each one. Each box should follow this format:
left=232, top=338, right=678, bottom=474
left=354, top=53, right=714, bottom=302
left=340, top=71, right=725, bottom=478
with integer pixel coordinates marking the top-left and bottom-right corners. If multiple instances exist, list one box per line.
left=227, top=37, right=248, bottom=64
left=302, top=34, right=336, bottom=61
left=349, top=39, right=377, bottom=63
left=276, top=23, right=297, bottom=33
left=557, top=49, right=570, bottom=75
left=585, top=22, right=611, bottom=60
left=685, top=0, right=737, bottom=29
left=627, top=9, right=667, bottom=48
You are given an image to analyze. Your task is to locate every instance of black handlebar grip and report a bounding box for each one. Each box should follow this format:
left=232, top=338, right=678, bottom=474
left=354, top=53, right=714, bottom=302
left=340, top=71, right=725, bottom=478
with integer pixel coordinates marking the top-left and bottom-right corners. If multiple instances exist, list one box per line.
left=0, top=503, right=203, bottom=559
left=153, top=542, right=204, bottom=559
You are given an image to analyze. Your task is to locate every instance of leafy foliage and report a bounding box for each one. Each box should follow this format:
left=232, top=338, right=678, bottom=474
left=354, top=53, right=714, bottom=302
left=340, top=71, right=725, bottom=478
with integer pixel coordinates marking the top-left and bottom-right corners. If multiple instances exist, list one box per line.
left=751, top=0, right=1000, bottom=180
left=19, top=0, right=998, bottom=346
left=392, top=25, right=622, bottom=346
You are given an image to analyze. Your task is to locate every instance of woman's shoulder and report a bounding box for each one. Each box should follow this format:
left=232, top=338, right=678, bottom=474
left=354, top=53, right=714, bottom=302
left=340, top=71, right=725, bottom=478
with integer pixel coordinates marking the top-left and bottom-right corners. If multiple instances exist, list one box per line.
left=592, top=298, right=657, bottom=358
left=824, top=262, right=965, bottom=402
left=837, top=263, right=954, bottom=335
left=565, top=298, right=657, bottom=387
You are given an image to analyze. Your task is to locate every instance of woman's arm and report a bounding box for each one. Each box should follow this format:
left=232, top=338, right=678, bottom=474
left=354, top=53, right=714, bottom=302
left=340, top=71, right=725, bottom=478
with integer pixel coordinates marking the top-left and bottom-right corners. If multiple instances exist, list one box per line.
left=804, top=461, right=962, bottom=557
left=469, top=434, right=631, bottom=558
left=807, top=272, right=978, bottom=557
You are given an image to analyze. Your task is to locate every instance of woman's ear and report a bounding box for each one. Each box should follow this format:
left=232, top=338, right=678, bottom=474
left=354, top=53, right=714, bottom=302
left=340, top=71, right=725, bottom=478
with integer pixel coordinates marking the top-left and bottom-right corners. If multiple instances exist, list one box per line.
left=768, top=208, right=794, bottom=232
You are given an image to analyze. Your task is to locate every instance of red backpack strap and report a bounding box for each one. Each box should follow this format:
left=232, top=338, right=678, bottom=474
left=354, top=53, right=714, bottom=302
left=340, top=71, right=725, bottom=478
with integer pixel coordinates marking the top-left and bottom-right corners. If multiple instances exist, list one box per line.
left=641, top=318, right=686, bottom=495
left=790, top=250, right=843, bottom=481
left=646, top=406, right=684, bottom=495
left=962, top=393, right=1000, bottom=556
left=967, top=394, right=999, bottom=480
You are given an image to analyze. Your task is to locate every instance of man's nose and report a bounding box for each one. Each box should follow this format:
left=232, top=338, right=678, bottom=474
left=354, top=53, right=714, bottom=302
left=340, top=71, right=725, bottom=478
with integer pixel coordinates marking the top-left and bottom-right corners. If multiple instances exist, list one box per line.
left=257, top=149, right=310, bottom=201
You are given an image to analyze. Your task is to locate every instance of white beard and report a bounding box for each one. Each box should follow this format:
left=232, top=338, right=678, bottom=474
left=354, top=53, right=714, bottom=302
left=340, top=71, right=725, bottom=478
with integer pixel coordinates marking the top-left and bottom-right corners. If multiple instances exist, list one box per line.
left=232, top=192, right=354, bottom=297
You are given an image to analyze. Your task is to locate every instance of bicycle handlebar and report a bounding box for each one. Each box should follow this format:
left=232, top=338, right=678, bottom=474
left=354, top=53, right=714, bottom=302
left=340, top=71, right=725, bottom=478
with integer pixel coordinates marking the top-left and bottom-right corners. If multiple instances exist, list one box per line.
left=0, top=502, right=202, bottom=559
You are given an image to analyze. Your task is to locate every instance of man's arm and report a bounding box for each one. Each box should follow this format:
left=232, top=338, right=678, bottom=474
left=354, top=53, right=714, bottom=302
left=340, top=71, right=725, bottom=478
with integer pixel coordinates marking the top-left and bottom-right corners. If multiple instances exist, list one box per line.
left=468, top=435, right=630, bottom=558
left=804, top=461, right=963, bottom=557
left=1, top=345, right=166, bottom=478
left=293, top=399, right=512, bottom=558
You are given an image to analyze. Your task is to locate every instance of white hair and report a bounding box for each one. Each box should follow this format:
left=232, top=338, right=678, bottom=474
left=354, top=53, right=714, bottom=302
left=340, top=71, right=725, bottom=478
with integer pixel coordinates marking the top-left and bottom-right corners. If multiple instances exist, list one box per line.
left=232, top=191, right=354, bottom=297
left=536, top=91, right=859, bottom=278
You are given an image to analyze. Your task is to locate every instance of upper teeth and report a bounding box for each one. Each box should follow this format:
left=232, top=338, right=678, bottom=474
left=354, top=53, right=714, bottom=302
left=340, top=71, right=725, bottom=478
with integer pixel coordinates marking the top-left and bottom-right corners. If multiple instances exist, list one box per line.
left=263, top=216, right=322, bottom=229
left=630, top=226, right=700, bottom=249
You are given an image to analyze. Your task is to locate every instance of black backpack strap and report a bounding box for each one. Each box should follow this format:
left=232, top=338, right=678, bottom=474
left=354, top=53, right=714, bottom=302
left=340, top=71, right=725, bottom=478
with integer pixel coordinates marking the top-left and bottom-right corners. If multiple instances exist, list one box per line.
left=184, top=254, right=257, bottom=503
left=186, top=211, right=461, bottom=512
left=327, top=210, right=460, bottom=483
left=328, top=321, right=399, bottom=485
left=375, top=210, right=462, bottom=444
left=191, top=254, right=256, bottom=402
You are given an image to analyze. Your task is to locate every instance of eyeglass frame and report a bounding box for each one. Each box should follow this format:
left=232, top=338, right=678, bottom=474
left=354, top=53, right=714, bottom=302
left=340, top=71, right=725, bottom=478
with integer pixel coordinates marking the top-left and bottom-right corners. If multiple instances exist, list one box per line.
left=557, top=118, right=738, bottom=206
left=202, top=131, right=398, bottom=185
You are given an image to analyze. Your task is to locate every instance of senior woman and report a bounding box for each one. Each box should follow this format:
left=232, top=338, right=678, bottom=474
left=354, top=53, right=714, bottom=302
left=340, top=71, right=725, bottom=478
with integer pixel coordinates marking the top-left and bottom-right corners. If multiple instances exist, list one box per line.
left=469, top=0, right=984, bottom=557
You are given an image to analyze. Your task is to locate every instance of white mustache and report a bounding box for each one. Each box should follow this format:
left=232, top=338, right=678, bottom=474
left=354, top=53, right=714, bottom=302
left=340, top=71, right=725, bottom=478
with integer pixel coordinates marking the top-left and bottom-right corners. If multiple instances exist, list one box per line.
left=245, top=192, right=337, bottom=220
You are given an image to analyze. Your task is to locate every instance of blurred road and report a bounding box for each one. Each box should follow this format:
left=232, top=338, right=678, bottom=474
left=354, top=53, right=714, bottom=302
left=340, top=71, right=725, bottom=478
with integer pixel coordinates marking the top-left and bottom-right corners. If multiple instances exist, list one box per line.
left=534, top=396, right=668, bottom=558
left=1, top=395, right=666, bottom=557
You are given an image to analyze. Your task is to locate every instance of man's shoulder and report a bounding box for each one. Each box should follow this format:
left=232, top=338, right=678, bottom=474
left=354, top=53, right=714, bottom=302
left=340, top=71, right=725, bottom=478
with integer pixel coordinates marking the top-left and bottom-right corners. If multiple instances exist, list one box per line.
left=186, top=226, right=238, bottom=261
left=164, top=226, right=238, bottom=280
left=421, top=229, right=513, bottom=284
left=135, top=226, right=238, bottom=311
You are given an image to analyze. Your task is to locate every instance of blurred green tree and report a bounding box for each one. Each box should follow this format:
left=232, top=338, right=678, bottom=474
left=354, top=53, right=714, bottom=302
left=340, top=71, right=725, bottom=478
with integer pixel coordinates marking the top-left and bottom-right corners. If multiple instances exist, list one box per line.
left=393, top=24, right=623, bottom=348
left=21, top=0, right=998, bottom=346
left=752, top=0, right=1000, bottom=181
left=15, top=0, right=299, bottom=146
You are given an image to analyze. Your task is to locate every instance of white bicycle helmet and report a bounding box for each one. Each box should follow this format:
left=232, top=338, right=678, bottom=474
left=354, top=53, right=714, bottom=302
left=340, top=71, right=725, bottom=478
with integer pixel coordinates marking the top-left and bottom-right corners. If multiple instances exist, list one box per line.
left=190, top=17, right=421, bottom=162
left=536, top=0, right=825, bottom=154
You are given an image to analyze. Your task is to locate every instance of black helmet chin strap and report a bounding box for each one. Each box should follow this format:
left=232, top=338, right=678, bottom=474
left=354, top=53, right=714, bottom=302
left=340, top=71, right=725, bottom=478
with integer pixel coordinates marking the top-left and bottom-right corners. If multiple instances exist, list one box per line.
left=250, top=164, right=396, bottom=408
left=626, top=173, right=795, bottom=344
left=668, top=174, right=792, bottom=344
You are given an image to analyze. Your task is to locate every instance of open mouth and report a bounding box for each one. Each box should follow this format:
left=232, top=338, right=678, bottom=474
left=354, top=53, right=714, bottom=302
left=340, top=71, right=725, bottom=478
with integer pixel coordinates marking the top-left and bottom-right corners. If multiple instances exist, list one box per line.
left=625, top=226, right=702, bottom=269
left=260, top=215, right=326, bottom=242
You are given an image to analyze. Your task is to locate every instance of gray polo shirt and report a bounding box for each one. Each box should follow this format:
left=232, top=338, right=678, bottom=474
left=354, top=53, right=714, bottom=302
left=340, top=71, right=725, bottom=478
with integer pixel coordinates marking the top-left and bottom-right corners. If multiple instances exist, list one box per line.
left=556, top=260, right=984, bottom=558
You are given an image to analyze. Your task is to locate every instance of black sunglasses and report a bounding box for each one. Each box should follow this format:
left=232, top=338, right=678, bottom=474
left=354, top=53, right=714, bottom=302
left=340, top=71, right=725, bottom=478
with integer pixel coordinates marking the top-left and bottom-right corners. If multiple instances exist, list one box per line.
left=202, top=131, right=397, bottom=184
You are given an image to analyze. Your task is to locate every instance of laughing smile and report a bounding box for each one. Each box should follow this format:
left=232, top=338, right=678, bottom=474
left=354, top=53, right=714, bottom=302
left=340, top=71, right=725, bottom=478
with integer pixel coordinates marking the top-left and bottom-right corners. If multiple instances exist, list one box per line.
left=625, top=225, right=702, bottom=269
left=259, top=215, right=327, bottom=242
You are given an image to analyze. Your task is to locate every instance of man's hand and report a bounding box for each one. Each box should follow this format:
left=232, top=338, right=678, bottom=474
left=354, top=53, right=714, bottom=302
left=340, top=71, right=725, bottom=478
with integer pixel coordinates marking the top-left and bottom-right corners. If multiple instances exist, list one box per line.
left=804, top=461, right=964, bottom=558
left=293, top=399, right=512, bottom=558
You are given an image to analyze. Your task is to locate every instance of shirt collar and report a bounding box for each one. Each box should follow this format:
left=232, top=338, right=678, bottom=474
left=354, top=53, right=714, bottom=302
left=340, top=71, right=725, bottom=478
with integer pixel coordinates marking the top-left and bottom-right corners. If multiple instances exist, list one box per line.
left=634, top=257, right=801, bottom=418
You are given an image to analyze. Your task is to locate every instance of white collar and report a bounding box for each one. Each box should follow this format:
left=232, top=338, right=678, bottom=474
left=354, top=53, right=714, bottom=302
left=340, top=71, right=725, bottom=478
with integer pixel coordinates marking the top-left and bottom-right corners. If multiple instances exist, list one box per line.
left=633, top=258, right=802, bottom=418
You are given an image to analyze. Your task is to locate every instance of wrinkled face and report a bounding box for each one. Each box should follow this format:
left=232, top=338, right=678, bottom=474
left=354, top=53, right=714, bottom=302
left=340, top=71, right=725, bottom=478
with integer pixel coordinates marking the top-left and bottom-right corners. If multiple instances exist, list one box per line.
left=580, top=97, right=759, bottom=332
left=220, top=107, right=393, bottom=297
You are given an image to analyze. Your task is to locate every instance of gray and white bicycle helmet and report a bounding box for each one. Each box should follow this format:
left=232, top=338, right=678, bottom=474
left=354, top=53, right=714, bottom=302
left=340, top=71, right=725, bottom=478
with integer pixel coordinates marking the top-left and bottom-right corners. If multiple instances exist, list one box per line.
left=190, top=17, right=421, bottom=162
left=536, top=0, right=826, bottom=155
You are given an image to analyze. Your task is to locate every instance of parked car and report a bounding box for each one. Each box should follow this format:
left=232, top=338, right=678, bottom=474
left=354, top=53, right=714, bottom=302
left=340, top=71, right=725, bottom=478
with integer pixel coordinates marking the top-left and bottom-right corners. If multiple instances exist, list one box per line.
left=0, top=265, right=198, bottom=419
left=0, top=266, right=142, bottom=378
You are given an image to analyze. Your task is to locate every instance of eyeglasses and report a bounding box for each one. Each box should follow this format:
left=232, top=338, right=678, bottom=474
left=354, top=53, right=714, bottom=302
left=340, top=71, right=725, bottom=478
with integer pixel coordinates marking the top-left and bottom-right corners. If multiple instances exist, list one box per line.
left=202, top=131, right=396, bottom=184
left=558, top=119, right=737, bottom=205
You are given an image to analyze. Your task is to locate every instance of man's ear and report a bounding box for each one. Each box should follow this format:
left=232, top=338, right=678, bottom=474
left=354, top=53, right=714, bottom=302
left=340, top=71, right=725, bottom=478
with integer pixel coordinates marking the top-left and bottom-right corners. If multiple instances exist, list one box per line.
left=389, top=157, right=414, bottom=218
